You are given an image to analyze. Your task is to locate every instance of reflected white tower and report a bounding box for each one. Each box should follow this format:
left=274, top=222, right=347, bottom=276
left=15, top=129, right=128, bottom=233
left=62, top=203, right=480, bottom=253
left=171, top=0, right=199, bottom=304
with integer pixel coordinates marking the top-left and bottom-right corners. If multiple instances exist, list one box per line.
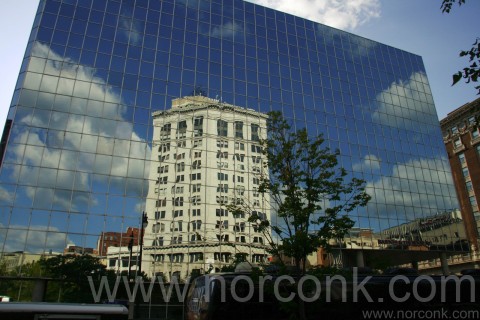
left=143, top=96, right=270, bottom=280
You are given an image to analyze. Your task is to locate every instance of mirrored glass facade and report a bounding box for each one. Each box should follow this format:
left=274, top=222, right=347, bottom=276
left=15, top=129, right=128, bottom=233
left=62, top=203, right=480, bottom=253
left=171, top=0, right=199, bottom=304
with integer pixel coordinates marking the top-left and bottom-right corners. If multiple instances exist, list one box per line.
left=0, top=0, right=464, bottom=277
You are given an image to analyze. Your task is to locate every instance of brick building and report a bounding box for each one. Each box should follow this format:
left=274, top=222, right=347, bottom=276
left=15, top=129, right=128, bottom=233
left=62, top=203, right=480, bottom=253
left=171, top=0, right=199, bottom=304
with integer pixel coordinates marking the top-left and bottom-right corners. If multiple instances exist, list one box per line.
left=440, top=97, right=480, bottom=251
left=96, top=227, right=140, bottom=257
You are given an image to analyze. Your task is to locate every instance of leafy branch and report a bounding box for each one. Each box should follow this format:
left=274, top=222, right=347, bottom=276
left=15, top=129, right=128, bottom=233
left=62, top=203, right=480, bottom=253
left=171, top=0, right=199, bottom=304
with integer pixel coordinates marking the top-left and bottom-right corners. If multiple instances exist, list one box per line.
left=452, top=38, right=480, bottom=94
left=440, top=0, right=479, bottom=94
left=440, top=0, right=465, bottom=13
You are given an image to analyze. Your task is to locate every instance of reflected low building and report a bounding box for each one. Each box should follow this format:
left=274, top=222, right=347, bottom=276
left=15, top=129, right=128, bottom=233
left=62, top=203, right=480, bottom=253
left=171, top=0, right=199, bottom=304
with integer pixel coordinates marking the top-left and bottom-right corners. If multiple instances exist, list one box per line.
left=143, top=96, right=270, bottom=280
left=97, top=227, right=140, bottom=257
left=325, top=211, right=467, bottom=269
left=0, top=0, right=465, bottom=285
left=379, top=210, right=466, bottom=250
left=0, top=251, right=58, bottom=274
left=63, top=245, right=95, bottom=255
left=343, top=228, right=379, bottom=250
left=106, top=245, right=140, bottom=276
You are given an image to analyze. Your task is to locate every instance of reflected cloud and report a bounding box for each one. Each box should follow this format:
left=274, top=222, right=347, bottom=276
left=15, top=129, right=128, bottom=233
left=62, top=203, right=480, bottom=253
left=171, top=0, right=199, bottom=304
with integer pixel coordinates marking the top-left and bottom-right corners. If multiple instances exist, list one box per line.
left=1, top=224, right=73, bottom=253
left=209, top=21, right=245, bottom=39
left=31, top=42, right=124, bottom=112
left=8, top=42, right=151, bottom=211
left=372, top=72, right=435, bottom=129
left=0, top=186, right=14, bottom=203
left=248, top=0, right=381, bottom=30
left=366, top=156, right=457, bottom=219
left=352, top=154, right=380, bottom=172
left=177, top=0, right=206, bottom=10
left=321, top=27, right=378, bottom=58
left=135, top=202, right=146, bottom=214
left=120, top=16, right=142, bottom=46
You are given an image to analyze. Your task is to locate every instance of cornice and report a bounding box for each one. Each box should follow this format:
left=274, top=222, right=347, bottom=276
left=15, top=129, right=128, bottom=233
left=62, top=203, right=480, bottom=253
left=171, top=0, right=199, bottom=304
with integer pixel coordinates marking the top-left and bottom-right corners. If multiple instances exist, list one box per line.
left=152, top=97, right=269, bottom=120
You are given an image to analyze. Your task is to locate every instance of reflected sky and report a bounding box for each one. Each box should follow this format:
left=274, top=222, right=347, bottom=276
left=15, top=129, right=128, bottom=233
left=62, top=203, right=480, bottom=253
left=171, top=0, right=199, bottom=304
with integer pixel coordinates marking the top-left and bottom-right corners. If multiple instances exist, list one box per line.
left=0, top=0, right=460, bottom=254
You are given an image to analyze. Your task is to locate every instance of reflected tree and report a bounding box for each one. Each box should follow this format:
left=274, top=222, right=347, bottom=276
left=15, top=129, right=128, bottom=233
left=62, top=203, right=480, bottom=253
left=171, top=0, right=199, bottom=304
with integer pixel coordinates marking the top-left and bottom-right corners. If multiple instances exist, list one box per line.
left=228, top=111, right=371, bottom=319
left=0, top=259, right=43, bottom=301
left=39, top=254, right=113, bottom=303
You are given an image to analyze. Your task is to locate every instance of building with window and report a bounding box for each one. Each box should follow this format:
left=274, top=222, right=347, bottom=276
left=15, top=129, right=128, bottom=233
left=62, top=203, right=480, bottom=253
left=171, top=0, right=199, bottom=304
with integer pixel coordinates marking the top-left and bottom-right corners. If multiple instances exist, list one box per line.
left=0, top=0, right=465, bottom=284
left=440, top=97, right=480, bottom=251
left=97, top=227, right=140, bottom=257
left=143, top=95, right=269, bottom=279
left=106, top=244, right=141, bottom=276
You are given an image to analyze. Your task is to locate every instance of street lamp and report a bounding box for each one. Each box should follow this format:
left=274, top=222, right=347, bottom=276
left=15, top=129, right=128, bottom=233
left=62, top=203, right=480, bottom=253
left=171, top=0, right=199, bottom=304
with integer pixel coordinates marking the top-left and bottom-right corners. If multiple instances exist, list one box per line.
left=127, top=230, right=134, bottom=280
left=137, top=212, right=148, bottom=276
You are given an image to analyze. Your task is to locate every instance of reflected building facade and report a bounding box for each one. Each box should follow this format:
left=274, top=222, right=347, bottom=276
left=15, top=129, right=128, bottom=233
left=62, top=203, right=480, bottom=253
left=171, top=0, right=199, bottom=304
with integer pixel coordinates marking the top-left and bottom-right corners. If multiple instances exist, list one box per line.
left=0, top=0, right=463, bottom=276
left=143, top=95, right=269, bottom=279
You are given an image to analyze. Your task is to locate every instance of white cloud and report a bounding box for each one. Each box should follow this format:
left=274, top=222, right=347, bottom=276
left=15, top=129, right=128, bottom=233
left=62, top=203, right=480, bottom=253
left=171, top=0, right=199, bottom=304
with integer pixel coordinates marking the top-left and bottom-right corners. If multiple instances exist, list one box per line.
left=372, top=71, right=435, bottom=129
left=0, top=186, right=14, bottom=203
left=366, top=156, right=458, bottom=219
left=8, top=42, right=151, bottom=211
left=0, top=224, right=74, bottom=253
left=135, top=202, right=146, bottom=215
left=120, top=17, right=142, bottom=45
left=247, top=0, right=381, bottom=30
left=209, top=21, right=245, bottom=39
left=352, top=154, right=381, bottom=172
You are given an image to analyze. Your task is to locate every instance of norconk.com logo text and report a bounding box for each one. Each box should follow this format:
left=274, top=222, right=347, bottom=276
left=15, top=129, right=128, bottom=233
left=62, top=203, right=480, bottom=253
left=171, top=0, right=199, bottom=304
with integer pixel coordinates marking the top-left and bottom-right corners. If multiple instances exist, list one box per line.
left=88, top=268, right=477, bottom=304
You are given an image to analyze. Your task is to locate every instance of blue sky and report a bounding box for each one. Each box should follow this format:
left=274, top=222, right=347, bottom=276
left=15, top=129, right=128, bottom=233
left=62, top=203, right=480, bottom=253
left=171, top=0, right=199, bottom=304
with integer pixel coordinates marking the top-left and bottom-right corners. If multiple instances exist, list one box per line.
left=0, top=0, right=478, bottom=128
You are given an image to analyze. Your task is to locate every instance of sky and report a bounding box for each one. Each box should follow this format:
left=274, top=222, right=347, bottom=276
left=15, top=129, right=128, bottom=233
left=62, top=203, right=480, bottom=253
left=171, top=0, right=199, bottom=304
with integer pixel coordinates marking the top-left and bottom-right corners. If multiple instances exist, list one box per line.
left=0, top=0, right=478, bottom=130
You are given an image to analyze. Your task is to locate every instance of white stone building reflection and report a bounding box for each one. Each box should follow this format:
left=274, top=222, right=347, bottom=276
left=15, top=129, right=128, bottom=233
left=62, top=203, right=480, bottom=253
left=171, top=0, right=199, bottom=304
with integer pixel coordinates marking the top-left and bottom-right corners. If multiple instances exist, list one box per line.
left=141, top=96, right=270, bottom=280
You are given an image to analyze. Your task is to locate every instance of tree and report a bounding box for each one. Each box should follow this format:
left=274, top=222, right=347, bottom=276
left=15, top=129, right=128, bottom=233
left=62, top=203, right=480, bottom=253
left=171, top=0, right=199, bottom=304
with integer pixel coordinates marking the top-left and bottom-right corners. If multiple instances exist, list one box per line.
left=39, top=254, right=113, bottom=303
left=0, top=259, right=44, bottom=301
left=228, top=111, right=370, bottom=319
left=440, top=0, right=465, bottom=13
left=452, top=39, right=480, bottom=94
left=0, top=259, right=6, bottom=276
left=441, top=0, right=480, bottom=94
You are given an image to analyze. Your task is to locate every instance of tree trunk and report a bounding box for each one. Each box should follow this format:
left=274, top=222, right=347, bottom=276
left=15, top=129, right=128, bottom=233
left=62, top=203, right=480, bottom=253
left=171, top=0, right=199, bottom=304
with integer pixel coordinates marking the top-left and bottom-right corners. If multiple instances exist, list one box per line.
left=296, top=260, right=307, bottom=320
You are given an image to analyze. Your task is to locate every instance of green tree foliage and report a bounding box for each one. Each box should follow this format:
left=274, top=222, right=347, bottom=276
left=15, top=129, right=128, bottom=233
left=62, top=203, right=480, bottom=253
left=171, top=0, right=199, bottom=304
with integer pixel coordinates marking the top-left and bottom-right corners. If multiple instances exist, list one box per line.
left=1, top=254, right=149, bottom=303
left=440, top=0, right=465, bottom=13
left=39, top=254, right=114, bottom=303
left=229, top=111, right=370, bottom=274
left=0, top=259, right=6, bottom=276
left=441, top=0, right=480, bottom=94
left=0, top=259, right=46, bottom=301
left=229, top=112, right=370, bottom=320
left=452, top=38, right=480, bottom=94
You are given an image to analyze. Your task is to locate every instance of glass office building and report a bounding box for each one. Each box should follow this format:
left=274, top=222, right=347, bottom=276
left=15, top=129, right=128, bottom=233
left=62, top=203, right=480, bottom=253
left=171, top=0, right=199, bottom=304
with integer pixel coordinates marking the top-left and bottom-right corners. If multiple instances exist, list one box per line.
left=0, top=0, right=464, bottom=276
